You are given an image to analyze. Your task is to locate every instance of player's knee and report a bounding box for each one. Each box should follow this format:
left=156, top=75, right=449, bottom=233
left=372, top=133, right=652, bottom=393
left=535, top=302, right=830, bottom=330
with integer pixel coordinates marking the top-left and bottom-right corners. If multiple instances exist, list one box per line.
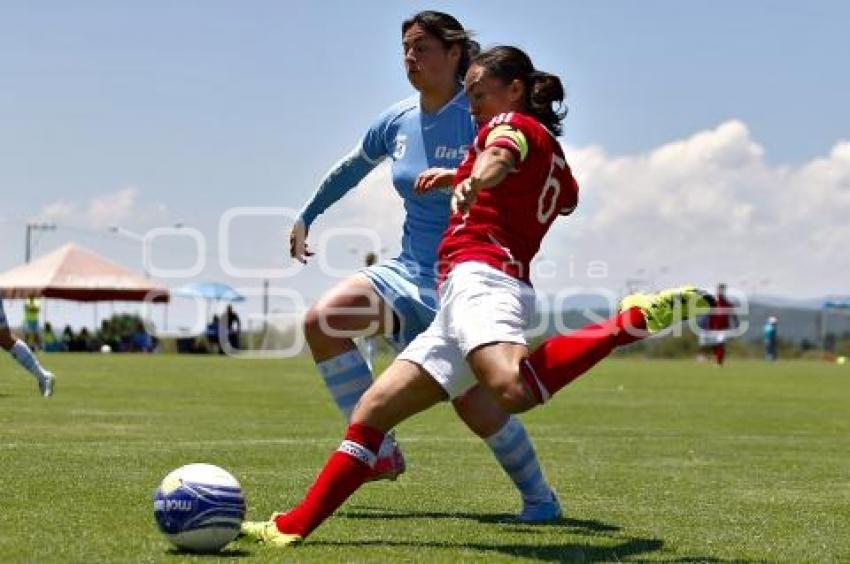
left=303, top=303, right=330, bottom=346
left=489, top=378, right=534, bottom=414
left=452, top=390, right=509, bottom=438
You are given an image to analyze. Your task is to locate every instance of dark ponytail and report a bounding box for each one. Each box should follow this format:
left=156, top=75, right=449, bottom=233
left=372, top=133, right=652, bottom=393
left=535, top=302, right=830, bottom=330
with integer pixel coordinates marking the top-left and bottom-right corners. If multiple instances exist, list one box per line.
left=472, top=46, right=567, bottom=136
left=402, top=11, right=480, bottom=81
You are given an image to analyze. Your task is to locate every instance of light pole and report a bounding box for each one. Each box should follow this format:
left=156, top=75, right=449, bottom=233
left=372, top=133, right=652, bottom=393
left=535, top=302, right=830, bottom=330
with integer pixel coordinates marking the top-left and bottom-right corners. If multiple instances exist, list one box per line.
left=107, top=223, right=184, bottom=332
left=108, top=225, right=149, bottom=277
left=25, top=222, right=56, bottom=262
left=107, top=223, right=184, bottom=278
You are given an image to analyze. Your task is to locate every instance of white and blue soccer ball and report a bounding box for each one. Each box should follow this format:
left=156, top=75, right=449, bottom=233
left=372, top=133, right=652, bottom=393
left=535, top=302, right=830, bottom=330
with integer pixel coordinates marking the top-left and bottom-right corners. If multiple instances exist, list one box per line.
left=153, top=463, right=246, bottom=553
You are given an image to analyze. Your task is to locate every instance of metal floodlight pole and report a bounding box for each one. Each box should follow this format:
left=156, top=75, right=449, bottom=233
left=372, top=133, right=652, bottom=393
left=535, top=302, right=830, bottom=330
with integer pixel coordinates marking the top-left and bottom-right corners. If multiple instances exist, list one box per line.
left=107, top=225, right=148, bottom=278
left=25, top=222, right=56, bottom=263
left=107, top=223, right=185, bottom=279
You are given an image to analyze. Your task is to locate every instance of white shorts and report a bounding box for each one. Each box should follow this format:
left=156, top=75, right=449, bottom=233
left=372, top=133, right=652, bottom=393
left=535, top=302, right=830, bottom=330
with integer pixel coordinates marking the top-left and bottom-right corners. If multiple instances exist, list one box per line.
left=699, top=330, right=728, bottom=346
left=398, top=262, right=537, bottom=399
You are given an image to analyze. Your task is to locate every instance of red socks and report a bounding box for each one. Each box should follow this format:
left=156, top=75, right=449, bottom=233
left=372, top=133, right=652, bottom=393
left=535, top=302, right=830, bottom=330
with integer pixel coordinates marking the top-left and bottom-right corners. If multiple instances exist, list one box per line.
left=522, top=307, right=648, bottom=403
left=274, top=423, right=385, bottom=538
left=713, top=344, right=725, bottom=365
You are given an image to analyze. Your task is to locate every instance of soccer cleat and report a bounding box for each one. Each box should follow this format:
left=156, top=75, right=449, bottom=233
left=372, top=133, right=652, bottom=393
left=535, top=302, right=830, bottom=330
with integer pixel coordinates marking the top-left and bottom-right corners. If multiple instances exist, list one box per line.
left=367, top=434, right=406, bottom=482
left=38, top=371, right=55, bottom=398
left=517, top=490, right=562, bottom=523
left=620, top=285, right=714, bottom=334
left=240, top=515, right=302, bottom=548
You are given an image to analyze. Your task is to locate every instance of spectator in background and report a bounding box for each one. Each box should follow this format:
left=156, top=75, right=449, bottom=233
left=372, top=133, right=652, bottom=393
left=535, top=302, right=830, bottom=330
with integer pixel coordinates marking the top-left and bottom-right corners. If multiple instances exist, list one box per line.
left=224, top=304, right=241, bottom=352
left=130, top=319, right=153, bottom=352
left=699, top=283, right=738, bottom=366
left=23, top=297, right=41, bottom=349
left=205, top=315, right=221, bottom=353
left=61, top=325, right=75, bottom=351
left=76, top=327, right=94, bottom=352
left=42, top=322, right=62, bottom=352
left=763, top=316, right=778, bottom=361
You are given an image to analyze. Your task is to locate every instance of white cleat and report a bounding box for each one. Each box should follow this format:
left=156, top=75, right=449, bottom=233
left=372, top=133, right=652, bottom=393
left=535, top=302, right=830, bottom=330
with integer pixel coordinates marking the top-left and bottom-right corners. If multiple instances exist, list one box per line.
left=38, top=372, right=55, bottom=398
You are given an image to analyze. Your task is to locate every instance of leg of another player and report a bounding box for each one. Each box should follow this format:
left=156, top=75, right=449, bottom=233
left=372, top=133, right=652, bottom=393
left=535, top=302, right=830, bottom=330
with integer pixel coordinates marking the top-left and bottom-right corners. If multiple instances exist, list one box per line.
left=713, top=344, right=725, bottom=366
left=270, top=359, right=446, bottom=539
left=452, top=386, right=559, bottom=520
left=303, top=274, right=405, bottom=476
left=303, top=275, right=404, bottom=477
left=303, top=274, right=391, bottom=420
left=0, top=325, right=55, bottom=397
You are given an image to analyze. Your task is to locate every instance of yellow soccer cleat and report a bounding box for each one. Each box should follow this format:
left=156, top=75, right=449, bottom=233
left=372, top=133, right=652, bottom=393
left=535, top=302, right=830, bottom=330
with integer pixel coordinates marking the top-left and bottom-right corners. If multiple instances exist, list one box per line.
left=620, top=285, right=714, bottom=333
left=240, top=515, right=302, bottom=548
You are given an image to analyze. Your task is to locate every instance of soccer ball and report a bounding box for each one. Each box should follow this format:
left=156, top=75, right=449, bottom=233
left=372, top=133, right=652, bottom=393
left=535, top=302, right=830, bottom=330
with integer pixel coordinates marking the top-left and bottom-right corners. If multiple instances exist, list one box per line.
left=153, top=463, right=246, bottom=553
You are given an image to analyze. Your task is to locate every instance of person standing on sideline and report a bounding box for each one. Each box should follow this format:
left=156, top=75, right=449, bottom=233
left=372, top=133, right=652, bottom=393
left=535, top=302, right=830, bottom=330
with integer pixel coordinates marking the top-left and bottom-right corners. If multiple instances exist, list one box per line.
left=288, top=11, right=560, bottom=522
left=224, top=304, right=242, bottom=352
left=763, top=316, right=778, bottom=361
left=0, top=299, right=54, bottom=397
left=23, top=297, right=41, bottom=349
left=701, top=283, right=737, bottom=366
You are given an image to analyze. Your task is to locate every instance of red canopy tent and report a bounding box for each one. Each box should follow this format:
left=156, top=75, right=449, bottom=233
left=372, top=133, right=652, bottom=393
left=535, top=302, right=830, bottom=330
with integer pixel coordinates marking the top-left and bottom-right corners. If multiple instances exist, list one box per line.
left=0, top=243, right=168, bottom=302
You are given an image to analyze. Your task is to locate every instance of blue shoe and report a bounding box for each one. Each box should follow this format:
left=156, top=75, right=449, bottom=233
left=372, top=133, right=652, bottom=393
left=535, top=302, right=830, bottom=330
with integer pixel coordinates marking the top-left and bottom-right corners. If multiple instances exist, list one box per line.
left=517, top=490, right=562, bottom=523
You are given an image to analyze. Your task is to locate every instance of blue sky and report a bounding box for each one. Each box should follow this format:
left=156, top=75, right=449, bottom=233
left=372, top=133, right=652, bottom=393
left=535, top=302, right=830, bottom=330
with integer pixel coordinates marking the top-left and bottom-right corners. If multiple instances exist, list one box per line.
left=1, top=1, right=848, bottom=330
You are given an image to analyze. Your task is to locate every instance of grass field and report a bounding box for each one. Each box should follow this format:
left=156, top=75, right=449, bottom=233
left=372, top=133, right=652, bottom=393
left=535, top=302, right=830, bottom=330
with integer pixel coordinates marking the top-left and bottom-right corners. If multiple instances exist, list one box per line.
left=0, top=354, right=847, bottom=562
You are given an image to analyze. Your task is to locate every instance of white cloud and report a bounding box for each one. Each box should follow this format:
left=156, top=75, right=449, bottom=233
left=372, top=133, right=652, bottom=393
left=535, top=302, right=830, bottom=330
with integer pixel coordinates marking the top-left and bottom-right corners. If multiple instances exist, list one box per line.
left=87, top=187, right=137, bottom=228
left=36, top=187, right=169, bottom=230
left=547, top=121, right=850, bottom=296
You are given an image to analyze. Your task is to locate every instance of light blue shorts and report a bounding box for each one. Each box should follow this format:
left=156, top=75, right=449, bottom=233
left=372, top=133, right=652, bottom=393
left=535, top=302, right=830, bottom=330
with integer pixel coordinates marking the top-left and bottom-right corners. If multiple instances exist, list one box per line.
left=361, top=259, right=439, bottom=351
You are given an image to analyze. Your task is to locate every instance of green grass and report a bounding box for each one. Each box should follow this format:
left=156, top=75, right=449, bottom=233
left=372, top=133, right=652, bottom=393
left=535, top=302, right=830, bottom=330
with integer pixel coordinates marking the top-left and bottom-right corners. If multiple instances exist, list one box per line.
left=0, top=354, right=848, bottom=562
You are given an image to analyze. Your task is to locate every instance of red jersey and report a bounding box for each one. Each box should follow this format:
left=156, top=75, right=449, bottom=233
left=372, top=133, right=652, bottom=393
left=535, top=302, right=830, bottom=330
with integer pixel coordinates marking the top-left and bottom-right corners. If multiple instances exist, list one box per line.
left=437, top=112, right=579, bottom=285
left=708, top=295, right=736, bottom=330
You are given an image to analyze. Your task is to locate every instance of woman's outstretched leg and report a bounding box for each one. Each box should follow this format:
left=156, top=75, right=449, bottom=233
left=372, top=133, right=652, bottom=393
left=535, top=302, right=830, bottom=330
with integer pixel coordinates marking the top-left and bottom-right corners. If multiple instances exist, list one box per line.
left=241, top=359, right=447, bottom=546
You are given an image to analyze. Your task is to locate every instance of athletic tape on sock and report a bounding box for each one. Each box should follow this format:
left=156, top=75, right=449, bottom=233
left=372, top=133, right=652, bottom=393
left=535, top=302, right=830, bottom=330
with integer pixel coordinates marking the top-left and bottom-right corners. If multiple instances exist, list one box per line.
left=337, top=440, right=377, bottom=468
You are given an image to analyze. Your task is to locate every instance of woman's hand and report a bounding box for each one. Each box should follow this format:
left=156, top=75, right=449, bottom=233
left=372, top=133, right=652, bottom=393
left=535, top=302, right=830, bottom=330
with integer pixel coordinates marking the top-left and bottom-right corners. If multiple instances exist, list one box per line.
left=451, top=177, right=482, bottom=215
left=414, top=167, right=456, bottom=194
left=289, top=219, right=314, bottom=264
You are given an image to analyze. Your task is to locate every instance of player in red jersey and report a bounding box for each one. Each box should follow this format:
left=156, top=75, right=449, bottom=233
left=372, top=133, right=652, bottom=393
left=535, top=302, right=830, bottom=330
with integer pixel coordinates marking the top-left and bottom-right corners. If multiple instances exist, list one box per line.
left=700, top=283, right=738, bottom=365
left=435, top=108, right=577, bottom=286
left=240, top=46, right=712, bottom=547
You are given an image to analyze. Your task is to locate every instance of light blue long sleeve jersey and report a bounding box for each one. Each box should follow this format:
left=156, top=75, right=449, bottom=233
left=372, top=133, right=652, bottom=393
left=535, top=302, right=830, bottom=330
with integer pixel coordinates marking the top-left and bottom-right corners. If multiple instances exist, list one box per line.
left=299, top=90, right=475, bottom=273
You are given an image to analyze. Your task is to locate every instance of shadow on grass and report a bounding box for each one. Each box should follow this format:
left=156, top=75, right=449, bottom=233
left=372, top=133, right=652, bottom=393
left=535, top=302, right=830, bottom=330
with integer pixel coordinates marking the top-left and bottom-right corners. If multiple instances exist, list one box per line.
left=334, top=507, right=743, bottom=562
left=310, top=538, right=665, bottom=562
left=165, top=547, right=251, bottom=558
left=340, top=506, right=619, bottom=534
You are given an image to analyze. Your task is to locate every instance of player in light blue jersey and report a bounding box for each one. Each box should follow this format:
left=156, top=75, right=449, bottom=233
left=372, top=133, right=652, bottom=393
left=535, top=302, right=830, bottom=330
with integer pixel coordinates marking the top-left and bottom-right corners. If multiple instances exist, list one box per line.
left=289, top=11, right=559, bottom=522
left=0, top=299, right=54, bottom=397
